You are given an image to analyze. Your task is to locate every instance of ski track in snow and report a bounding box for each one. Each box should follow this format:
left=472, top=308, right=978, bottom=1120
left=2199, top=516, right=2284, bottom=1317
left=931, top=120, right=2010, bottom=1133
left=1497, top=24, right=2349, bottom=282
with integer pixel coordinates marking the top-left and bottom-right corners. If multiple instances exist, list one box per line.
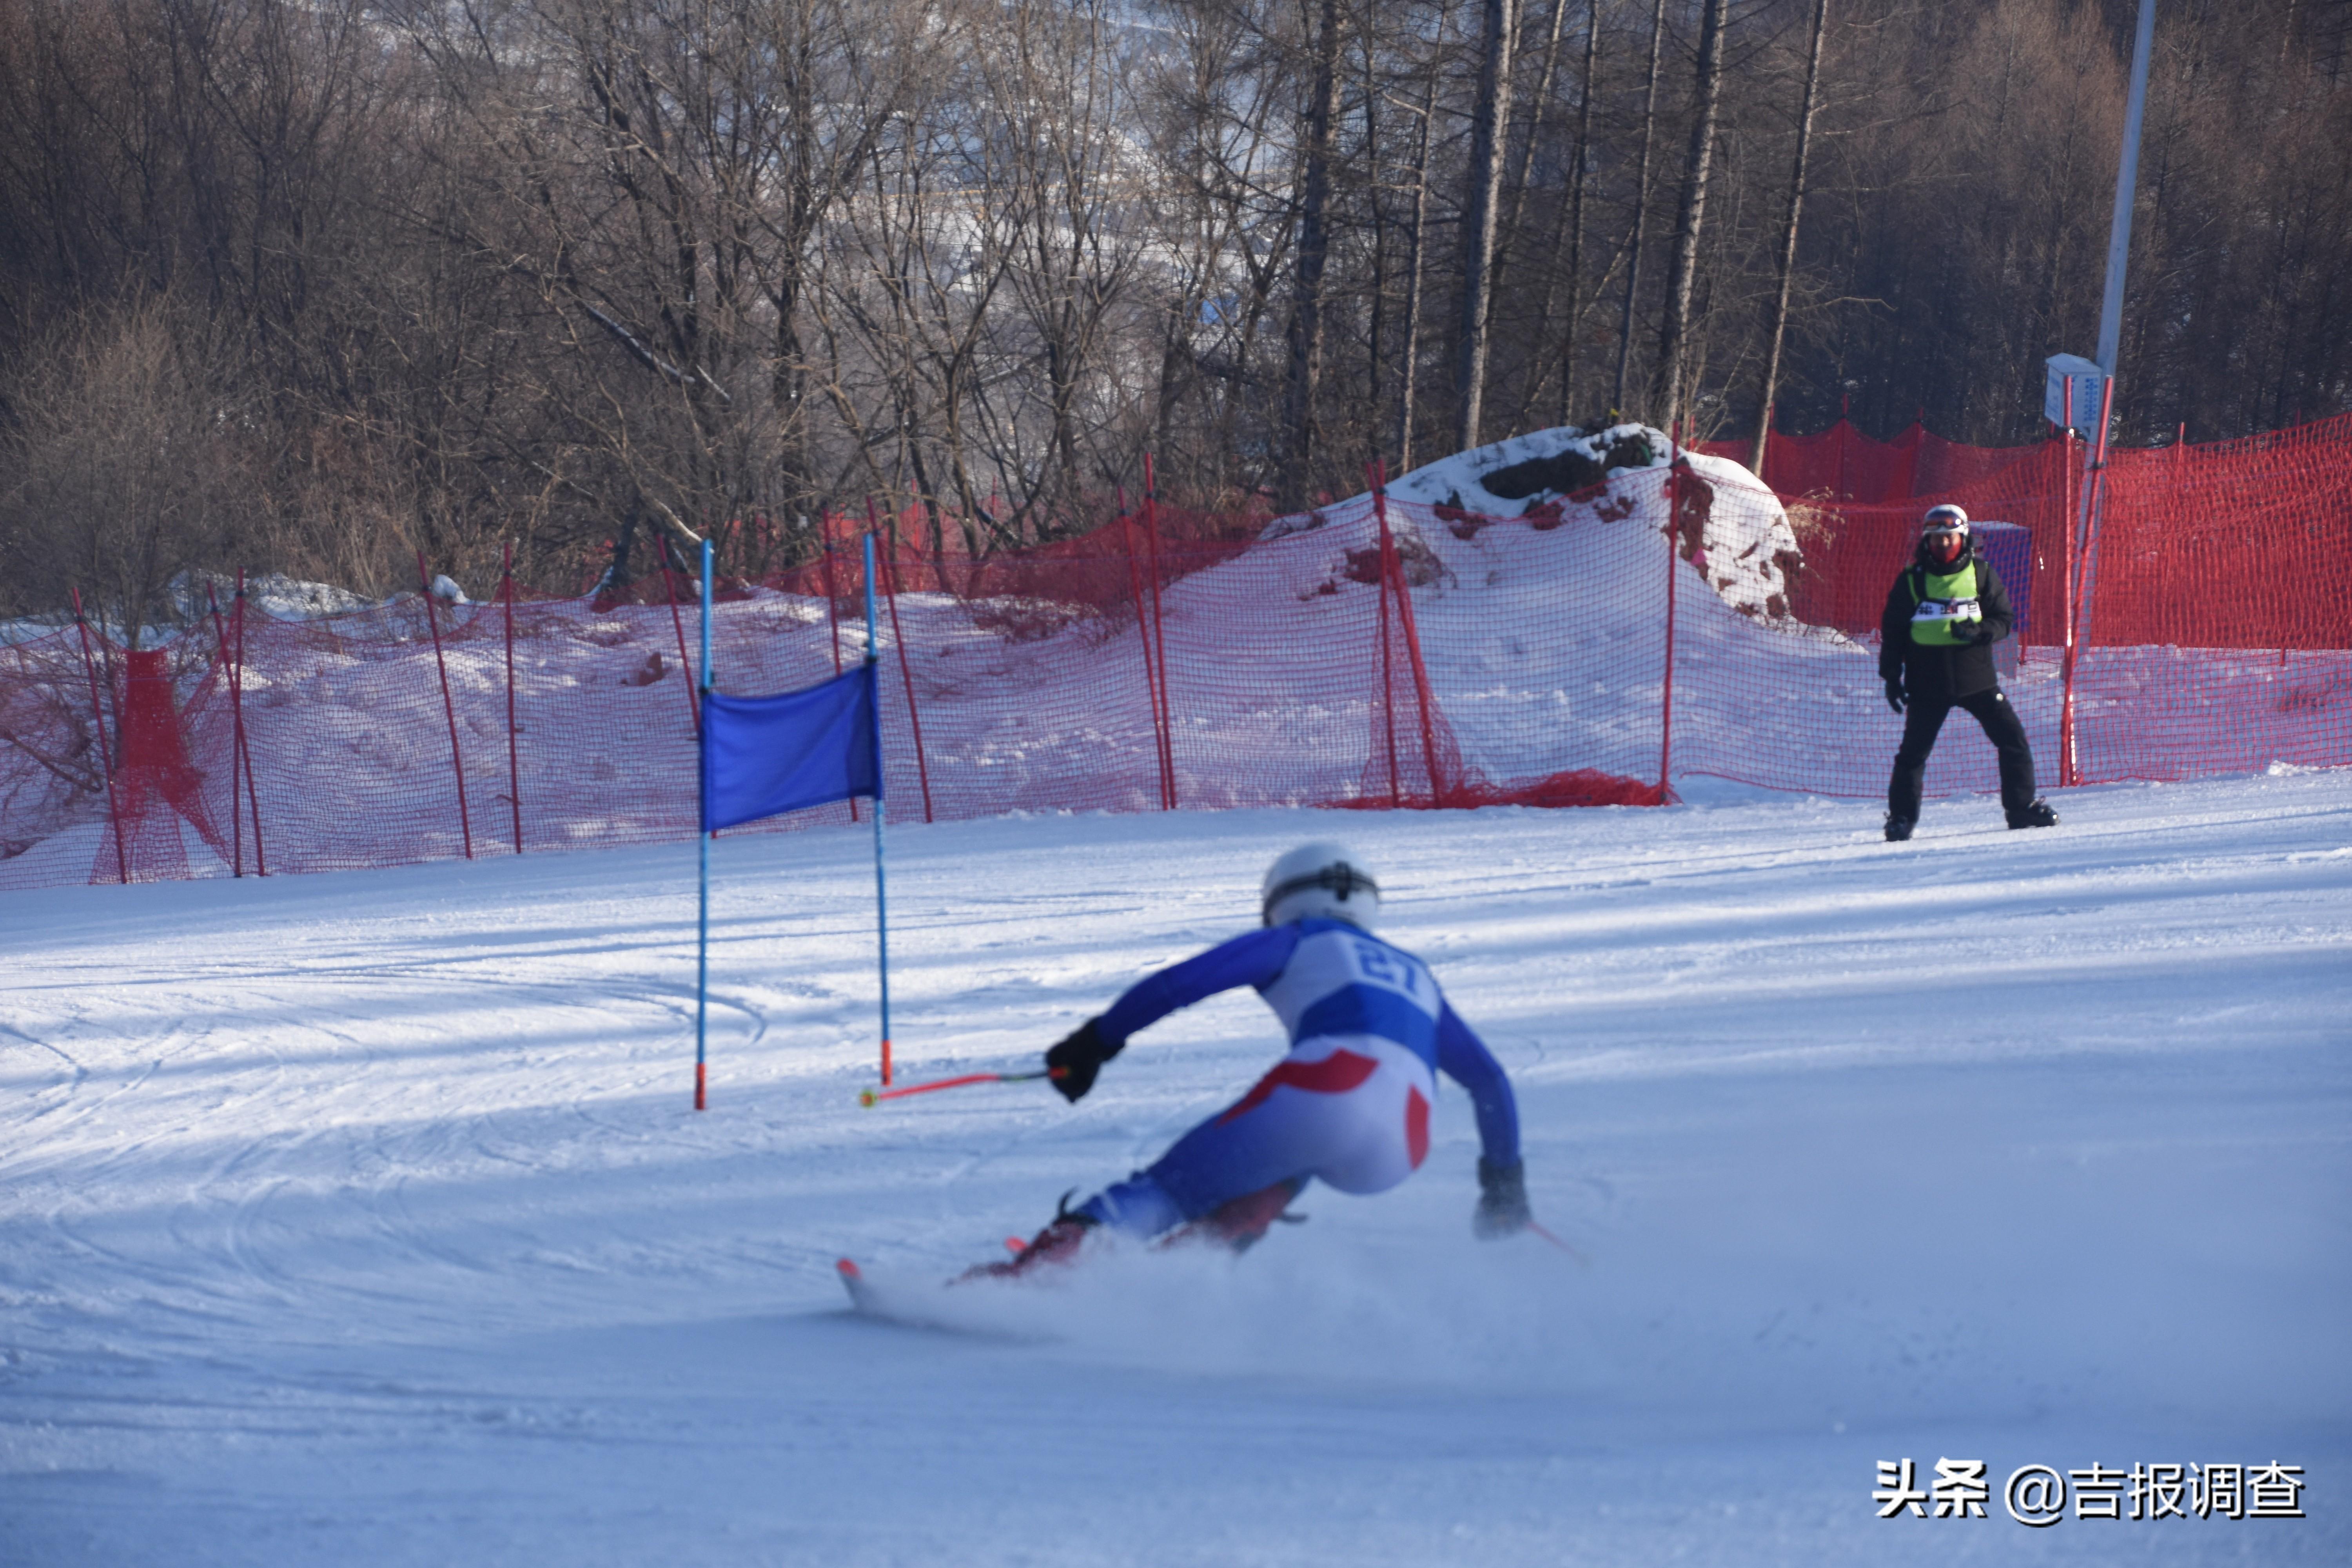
left=2, top=773, right=2348, bottom=1565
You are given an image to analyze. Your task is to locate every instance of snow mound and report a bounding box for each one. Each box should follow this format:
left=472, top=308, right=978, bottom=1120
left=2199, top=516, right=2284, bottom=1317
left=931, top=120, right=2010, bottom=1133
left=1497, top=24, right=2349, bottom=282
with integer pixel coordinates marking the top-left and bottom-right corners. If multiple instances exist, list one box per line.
left=1307, top=423, right=1805, bottom=622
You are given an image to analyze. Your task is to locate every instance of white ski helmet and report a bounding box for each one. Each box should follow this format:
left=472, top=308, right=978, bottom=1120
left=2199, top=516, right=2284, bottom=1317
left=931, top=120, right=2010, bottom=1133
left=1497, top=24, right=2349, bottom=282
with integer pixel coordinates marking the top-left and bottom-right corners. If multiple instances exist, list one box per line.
left=1920, top=503, right=1969, bottom=537
left=1261, top=842, right=1379, bottom=928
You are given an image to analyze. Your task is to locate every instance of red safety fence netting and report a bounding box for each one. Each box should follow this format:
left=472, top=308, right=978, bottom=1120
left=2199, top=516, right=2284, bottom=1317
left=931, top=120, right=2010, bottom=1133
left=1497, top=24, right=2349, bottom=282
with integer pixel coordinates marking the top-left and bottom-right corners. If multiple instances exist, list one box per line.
left=3, top=417, right=2346, bottom=889
left=1698, top=418, right=2047, bottom=504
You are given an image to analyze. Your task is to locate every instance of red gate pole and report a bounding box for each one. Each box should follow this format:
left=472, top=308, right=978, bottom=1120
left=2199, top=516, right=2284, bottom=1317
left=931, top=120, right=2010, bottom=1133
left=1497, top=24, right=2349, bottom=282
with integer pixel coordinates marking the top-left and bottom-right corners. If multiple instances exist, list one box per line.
left=1371, top=462, right=1445, bottom=804
left=2063, top=376, right=2118, bottom=791
left=2058, top=383, right=2079, bottom=786
left=1659, top=436, right=1681, bottom=799
left=502, top=541, right=524, bottom=854
left=869, top=497, right=935, bottom=823
left=820, top=515, right=860, bottom=822
left=1142, top=455, right=1178, bottom=806
left=416, top=553, right=475, bottom=860
left=234, top=571, right=265, bottom=875
left=69, top=587, right=130, bottom=884
left=659, top=541, right=702, bottom=739
left=1373, top=497, right=1402, bottom=808
left=205, top=583, right=244, bottom=876
left=1118, top=490, right=1172, bottom=809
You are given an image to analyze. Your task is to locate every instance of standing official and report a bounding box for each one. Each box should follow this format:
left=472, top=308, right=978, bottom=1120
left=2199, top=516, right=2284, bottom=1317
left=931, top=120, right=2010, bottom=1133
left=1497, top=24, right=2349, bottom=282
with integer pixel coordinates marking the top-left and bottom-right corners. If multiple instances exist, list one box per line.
left=1879, top=505, right=2058, bottom=842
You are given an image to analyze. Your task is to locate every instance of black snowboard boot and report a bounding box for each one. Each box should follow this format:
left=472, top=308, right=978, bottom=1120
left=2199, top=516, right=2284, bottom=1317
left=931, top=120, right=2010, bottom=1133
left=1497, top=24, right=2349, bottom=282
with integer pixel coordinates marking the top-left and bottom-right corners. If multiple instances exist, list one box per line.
left=1884, top=815, right=1915, bottom=842
left=2006, top=799, right=2059, bottom=830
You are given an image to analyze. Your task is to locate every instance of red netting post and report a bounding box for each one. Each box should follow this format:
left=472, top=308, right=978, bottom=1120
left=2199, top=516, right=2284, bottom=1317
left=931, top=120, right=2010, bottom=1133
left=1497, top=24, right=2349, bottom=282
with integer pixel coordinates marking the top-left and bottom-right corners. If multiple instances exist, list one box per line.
left=2061, top=379, right=2116, bottom=789
left=205, top=583, right=244, bottom=876
left=69, top=587, right=130, bottom=884
left=416, top=552, right=475, bottom=861
left=1118, top=492, right=1173, bottom=809
left=869, top=497, right=935, bottom=823
left=1371, top=461, right=1444, bottom=804
left=502, top=541, right=523, bottom=854
left=1143, top=455, right=1178, bottom=806
left=1659, top=437, right=1681, bottom=798
left=233, top=572, right=265, bottom=874
left=820, top=515, right=860, bottom=822
left=1837, top=394, right=1851, bottom=503
left=1373, top=495, right=1402, bottom=808
left=660, top=542, right=702, bottom=739
left=2057, top=383, right=2079, bottom=785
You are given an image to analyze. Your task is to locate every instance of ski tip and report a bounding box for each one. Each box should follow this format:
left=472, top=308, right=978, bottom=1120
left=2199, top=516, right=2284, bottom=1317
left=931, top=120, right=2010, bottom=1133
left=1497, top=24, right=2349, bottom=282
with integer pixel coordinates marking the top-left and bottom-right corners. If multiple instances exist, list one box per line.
left=836, top=1257, right=863, bottom=1281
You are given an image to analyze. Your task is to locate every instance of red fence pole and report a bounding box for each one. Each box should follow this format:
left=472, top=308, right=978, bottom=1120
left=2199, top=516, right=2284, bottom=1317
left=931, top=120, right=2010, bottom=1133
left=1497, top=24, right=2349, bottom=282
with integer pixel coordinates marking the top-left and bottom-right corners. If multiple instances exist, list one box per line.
left=1142, top=455, right=1178, bottom=806
left=869, top=497, right=935, bottom=824
left=1373, top=500, right=1402, bottom=808
left=205, top=583, right=245, bottom=877
left=2062, top=378, right=2117, bottom=789
left=69, top=587, right=130, bottom=884
left=1118, top=495, right=1172, bottom=810
left=1659, top=441, right=1681, bottom=798
left=503, top=541, right=524, bottom=854
left=416, top=553, right=475, bottom=860
left=2058, top=384, right=2078, bottom=785
left=234, top=572, right=264, bottom=875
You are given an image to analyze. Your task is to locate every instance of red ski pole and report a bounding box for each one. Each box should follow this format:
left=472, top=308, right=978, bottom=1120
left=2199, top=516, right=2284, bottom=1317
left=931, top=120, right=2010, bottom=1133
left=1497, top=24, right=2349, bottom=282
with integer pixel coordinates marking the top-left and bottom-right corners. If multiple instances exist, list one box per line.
left=858, top=1066, right=1067, bottom=1108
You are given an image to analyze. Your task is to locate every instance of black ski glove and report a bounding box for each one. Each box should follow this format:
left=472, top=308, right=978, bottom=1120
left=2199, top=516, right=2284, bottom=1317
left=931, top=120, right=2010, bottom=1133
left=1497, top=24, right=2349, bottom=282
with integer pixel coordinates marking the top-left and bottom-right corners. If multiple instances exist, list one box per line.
left=1883, top=677, right=1906, bottom=714
left=1474, top=1157, right=1531, bottom=1240
left=1045, top=1018, right=1120, bottom=1103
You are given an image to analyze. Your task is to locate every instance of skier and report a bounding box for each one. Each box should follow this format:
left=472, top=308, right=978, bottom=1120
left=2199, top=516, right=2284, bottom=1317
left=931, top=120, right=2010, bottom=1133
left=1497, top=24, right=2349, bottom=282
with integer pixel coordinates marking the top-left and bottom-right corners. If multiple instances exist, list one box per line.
left=1879, top=503, right=2059, bottom=842
left=973, top=842, right=1530, bottom=1277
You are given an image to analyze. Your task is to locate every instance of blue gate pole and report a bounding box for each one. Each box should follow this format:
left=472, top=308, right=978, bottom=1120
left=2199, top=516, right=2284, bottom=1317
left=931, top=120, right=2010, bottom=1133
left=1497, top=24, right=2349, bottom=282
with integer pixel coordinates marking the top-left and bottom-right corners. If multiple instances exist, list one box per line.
left=866, top=531, right=893, bottom=1086
left=696, top=536, right=713, bottom=1111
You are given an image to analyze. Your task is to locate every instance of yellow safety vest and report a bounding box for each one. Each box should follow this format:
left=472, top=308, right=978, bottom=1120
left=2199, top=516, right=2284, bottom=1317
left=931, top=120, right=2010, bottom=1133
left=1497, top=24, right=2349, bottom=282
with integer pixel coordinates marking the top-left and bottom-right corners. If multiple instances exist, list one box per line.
left=1907, top=561, right=1982, bottom=647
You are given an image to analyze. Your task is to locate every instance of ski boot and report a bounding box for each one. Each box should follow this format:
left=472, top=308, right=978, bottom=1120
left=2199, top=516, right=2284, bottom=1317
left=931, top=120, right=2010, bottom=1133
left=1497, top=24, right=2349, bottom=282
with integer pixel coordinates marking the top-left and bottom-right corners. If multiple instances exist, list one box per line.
left=1158, top=1177, right=1309, bottom=1256
left=1884, top=815, right=1915, bottom=842
left=958, top=1195, right=1098, bottom=1282
left=2006, top=799, right=2059, bottom=829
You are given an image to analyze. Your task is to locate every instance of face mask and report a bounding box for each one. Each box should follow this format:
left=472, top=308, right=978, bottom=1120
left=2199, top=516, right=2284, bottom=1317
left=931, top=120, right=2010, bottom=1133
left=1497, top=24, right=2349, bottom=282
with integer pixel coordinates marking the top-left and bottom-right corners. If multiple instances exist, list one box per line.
left=1925, top=532, right=1965, bottom=566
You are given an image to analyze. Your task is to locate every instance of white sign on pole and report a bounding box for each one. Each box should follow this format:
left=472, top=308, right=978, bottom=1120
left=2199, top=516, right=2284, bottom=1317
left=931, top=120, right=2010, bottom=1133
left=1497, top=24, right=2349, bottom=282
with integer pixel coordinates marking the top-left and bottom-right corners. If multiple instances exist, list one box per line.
left=2044, top=354, right=2104, bottom=432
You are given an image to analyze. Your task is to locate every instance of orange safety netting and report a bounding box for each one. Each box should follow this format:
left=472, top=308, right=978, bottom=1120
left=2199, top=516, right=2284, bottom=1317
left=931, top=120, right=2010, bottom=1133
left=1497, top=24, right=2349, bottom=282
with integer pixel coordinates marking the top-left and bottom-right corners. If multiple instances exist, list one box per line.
left=2, top=417, right=2346, bottom=890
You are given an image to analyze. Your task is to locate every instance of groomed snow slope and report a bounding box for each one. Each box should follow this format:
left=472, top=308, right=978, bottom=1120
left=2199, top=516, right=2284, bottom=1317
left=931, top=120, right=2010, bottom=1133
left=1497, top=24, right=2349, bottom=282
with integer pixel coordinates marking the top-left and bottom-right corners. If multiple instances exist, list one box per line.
left=3, top=772, right=2348, bottom=1565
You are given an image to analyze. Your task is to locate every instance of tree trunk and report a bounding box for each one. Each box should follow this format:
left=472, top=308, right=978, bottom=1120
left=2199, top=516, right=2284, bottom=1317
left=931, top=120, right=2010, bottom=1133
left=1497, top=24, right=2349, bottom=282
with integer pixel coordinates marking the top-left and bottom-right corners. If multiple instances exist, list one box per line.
left=1526, top=0, right=1601, bottom=429
left=1752, top=0, right=1831, bottom=475
left=1396, top=60, right=1441, bottom=472
left=1653, top=0, right=1733, bottom=437
left=1454, top=0, right=1518, bottom=452
left=1277, top=0, right=1343, bottom=510
left=1613, top=0, right=1670, bottom=416
left=1494, top=0, right=1572, bottom=302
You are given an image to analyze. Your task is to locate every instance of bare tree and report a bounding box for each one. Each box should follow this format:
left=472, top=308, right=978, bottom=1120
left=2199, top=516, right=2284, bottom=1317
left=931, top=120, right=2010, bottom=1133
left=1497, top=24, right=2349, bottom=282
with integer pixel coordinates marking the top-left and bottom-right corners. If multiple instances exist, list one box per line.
left=1455, top=0, right=1518, bottom=450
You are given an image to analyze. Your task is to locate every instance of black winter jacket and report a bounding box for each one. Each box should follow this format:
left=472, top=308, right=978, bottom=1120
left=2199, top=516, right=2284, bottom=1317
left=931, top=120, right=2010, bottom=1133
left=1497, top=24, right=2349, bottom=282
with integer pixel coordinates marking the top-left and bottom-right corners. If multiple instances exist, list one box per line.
left=1878, top=545, right=2014, bottom=703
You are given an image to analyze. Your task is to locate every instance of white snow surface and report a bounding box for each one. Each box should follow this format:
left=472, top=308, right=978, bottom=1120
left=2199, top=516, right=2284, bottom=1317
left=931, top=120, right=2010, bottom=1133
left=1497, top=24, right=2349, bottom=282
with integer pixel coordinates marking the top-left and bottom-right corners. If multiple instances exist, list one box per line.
left=3, top=773, right=2348, bottom=1565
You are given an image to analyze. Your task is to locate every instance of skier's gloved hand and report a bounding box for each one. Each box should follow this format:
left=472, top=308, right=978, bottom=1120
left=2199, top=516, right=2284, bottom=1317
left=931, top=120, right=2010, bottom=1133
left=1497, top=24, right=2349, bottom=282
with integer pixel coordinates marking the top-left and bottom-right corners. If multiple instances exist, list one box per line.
left=1045, top=1018, right=1120, bottom=1103
left=1474, top=1157, right=1531, bottom=1240
left=1883, top=677, right=1906, bottom=714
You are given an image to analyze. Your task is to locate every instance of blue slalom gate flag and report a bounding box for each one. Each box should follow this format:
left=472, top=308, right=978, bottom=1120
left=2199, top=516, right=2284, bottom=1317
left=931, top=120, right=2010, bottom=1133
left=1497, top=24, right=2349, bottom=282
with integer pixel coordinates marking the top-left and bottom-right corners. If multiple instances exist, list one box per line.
left=700, top=664, right=882, bottom=832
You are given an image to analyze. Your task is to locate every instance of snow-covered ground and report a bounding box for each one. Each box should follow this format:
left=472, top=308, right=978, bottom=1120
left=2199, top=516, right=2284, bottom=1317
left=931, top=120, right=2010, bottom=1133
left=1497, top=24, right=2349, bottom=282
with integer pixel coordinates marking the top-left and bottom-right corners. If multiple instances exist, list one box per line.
left=3, top=771, right=2347, bottom=1565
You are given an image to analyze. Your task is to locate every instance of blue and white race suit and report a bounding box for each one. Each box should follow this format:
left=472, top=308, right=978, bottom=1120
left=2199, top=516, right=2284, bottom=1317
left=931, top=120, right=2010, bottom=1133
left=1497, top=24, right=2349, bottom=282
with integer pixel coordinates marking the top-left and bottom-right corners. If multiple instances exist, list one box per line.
left=1075, top=917, right=1521, bottom=1238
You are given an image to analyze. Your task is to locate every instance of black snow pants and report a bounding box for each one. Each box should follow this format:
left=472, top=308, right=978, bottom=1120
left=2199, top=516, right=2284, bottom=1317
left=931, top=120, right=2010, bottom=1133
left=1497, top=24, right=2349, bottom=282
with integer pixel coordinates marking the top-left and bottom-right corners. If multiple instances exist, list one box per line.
left=1887, top=687, right=2038, bottom=823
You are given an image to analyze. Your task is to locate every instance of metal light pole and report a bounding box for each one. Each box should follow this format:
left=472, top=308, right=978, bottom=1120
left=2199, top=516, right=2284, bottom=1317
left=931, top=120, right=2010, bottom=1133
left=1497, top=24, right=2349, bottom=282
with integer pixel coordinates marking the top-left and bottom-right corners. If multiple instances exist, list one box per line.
left=2095, top=0, right=2158, bottom=383
left=2066, top=0, right=2157, bottom=790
